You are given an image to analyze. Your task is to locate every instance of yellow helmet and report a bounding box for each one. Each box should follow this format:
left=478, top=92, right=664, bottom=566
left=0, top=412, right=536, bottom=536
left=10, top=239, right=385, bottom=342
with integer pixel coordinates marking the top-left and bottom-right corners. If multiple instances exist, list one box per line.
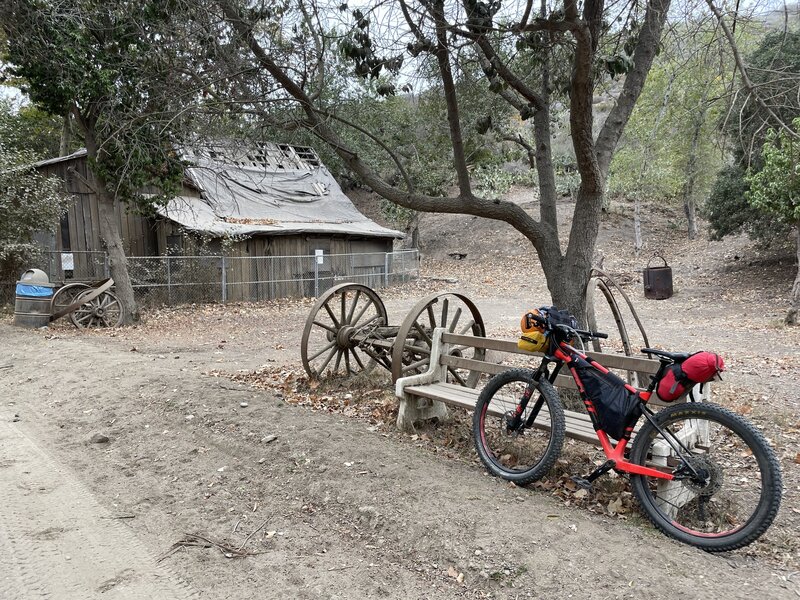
left=517, top=309, right=549, bottom=353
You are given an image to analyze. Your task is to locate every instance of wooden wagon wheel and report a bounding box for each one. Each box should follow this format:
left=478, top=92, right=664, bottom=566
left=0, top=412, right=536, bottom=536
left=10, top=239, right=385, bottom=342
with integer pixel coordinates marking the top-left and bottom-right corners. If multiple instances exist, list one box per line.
left=51, top=282, right=91, bottom=317
left=69, top=288, right=122, bottom=328
left=301, top=283, right=389, bottom=379
left=391, top=292, right=485, bottom=386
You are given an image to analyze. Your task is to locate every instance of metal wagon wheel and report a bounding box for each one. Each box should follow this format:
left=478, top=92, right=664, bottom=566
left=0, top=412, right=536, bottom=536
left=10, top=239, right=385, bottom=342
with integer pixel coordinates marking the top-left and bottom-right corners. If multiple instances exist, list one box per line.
left=51, top=282, right=91, bottom=317
left=69, top=288, right=122, bottom=328
left=301, top=283, right=389, bottom=379
left=391, top=292, right=485, bottom=386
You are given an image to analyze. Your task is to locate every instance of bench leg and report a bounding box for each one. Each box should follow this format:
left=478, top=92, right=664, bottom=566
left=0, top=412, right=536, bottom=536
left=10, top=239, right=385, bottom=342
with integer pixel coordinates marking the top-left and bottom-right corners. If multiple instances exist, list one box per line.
left=397, top=397, right=450, bottom=432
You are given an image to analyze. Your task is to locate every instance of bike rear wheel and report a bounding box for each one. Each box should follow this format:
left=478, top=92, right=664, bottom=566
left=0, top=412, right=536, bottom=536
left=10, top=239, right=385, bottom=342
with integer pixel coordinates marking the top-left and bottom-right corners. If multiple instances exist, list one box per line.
left=630, top=402, right=782, bottom=551
left=473, top=369, right=565, bottom=485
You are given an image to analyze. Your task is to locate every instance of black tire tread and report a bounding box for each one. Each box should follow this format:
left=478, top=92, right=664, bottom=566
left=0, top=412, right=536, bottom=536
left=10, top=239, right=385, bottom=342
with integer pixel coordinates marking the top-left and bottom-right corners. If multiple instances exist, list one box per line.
left=630, top=402, right=782, bottom=552
left=472, top=369, right=566, bottom=485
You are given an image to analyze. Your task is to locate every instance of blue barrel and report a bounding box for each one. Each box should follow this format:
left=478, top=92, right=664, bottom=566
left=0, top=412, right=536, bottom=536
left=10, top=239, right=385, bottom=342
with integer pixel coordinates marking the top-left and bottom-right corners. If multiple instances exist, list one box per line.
left=14, top=269, right=55, bottom=328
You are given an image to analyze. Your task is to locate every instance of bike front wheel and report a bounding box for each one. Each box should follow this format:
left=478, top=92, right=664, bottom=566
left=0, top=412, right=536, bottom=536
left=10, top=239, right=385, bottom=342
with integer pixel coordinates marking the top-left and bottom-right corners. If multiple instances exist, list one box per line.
left=630, top=402, right=782, bottom=551
left=473, top=369, right=565, bottom=485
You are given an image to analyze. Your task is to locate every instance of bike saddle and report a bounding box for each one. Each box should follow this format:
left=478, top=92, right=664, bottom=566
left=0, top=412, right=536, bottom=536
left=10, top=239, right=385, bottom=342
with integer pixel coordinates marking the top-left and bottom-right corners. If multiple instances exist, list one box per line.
left=641, top=348, right=691, bottom=362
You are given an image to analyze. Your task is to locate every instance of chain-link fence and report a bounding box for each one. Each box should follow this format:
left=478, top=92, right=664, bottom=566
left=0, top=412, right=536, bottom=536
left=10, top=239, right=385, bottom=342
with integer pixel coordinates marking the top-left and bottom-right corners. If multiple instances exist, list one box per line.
left=1, top=250, right=109, bottom=306
left=5, top=249, right=419, bottom=307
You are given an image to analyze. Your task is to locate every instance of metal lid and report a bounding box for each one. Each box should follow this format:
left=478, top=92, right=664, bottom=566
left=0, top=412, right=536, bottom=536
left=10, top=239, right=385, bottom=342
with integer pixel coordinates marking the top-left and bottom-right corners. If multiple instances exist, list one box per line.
left=18, top=268, right=55, bottom=287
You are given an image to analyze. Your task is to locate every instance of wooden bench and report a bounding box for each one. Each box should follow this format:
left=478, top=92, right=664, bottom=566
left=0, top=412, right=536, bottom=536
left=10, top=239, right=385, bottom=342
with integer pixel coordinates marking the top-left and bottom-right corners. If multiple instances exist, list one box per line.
left=394, top=328, right=710, bottom=441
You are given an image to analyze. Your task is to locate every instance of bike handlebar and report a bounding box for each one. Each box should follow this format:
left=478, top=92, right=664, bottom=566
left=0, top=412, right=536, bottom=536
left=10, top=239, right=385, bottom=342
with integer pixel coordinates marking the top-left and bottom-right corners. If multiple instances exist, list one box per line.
left=528, top=310, right=608, bottom=340
left=553, top=323, right=608, bottom=340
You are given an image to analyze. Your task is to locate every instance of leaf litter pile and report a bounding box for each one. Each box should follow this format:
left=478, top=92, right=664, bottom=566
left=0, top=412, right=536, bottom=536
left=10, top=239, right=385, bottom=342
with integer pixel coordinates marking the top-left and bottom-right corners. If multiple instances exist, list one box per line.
left=210, top=356, right=799, bottom=567
left=215, top=366, right=643, bottom=520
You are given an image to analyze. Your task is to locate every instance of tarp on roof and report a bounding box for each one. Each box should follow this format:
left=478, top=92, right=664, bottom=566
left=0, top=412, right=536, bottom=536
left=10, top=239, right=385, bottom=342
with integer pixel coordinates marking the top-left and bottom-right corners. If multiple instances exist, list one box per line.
left=156, top=146, right=402, bottom=239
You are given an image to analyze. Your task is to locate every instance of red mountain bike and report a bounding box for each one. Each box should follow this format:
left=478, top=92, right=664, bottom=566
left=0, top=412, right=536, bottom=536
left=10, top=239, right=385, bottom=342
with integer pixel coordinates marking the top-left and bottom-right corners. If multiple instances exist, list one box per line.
left=472, top=310, right=782, bottom=551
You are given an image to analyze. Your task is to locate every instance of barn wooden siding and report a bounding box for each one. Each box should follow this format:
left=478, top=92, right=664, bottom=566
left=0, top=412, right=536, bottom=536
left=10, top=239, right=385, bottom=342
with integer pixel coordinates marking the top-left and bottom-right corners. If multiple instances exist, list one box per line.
left=222, top=236, right=393, bottom=301
left=37, top=155, right=398, bottom=303
left=37, top=156, right=159, bottom=280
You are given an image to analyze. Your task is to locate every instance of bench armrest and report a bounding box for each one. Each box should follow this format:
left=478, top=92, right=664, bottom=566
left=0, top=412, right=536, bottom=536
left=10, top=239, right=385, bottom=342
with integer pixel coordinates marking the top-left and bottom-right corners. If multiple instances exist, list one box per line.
left=395, top=327, right=448, bottom=400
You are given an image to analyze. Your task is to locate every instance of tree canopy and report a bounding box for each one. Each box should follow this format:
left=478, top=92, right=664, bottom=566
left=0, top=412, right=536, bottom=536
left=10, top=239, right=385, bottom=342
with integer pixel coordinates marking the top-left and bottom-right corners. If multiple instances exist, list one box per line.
left=0, top=143, right=67, bottom=296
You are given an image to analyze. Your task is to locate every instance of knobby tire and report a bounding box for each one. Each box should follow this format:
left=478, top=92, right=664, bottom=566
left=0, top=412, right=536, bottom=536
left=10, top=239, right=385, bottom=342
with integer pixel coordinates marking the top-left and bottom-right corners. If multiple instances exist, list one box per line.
left=629, top=402, right=782, bottom=552
left=473, top=369, right=565, bottom=485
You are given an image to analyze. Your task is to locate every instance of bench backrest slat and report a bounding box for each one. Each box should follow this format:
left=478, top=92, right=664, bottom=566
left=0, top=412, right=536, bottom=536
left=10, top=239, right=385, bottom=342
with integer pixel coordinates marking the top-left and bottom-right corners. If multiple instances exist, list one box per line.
left=441, top=354, right=578, bottom=389
left=441, top=332, right=661, bottom=374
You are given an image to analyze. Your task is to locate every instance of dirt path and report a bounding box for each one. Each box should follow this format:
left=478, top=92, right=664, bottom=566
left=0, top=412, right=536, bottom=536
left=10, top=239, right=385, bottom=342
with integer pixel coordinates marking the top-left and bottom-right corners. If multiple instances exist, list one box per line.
left=0, top=413, right=196, bottom=599
left=1, top=195, right=798, bottom=598
left=1, top=322, right=798, bottom=599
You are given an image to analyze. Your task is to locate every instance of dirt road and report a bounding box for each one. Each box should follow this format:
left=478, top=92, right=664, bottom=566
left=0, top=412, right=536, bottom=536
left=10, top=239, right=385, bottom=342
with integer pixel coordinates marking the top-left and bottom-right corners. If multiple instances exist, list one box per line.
left=0, top=311, right=797, bottom=599
left=1, top=196, right=798, bottom=598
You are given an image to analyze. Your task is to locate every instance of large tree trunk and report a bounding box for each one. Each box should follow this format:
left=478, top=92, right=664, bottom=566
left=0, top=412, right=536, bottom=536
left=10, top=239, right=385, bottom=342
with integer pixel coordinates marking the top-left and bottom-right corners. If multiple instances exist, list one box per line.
left=537, top=191, right=602, bottom=325
left=787, top=224, right=800, bottom=326
left=73, top=108, right=139, bottom=324
left=95, top=188, right=139, bottom=324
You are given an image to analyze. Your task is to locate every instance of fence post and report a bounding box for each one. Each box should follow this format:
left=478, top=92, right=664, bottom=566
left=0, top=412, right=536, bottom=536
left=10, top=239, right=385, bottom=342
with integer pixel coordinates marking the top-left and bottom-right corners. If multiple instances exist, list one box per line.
left=384, top=252, right=390, bottom=288
left=314, top=257, right=319, bottom=298
left=221, top=255, right=227, bottom=304
left=166, top=256, right=172, bottom=306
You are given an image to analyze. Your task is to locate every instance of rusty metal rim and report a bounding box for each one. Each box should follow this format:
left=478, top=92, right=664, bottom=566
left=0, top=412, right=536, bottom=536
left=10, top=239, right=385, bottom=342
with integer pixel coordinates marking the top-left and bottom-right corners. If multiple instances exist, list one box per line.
left=587, top=268, right=650, bottom=356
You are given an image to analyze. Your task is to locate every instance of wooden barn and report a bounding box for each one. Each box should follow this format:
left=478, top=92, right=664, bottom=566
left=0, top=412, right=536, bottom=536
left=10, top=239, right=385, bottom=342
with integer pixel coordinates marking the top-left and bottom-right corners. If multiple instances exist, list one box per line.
left=33, top=143, right=404, bottom=301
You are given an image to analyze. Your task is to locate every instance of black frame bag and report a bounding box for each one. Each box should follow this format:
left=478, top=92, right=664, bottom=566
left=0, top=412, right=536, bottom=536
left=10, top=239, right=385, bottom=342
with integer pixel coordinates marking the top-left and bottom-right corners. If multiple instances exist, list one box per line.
left=574, top=359, right=641, bottom=440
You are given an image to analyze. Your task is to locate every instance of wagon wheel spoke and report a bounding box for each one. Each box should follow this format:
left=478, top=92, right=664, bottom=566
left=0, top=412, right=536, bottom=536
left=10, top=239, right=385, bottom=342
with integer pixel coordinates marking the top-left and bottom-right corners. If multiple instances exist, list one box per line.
left=448, top=307, right=463, bottom=333
left=350, top=348, right=365, bottom=370
left=458, top=319, right=475, bottom=335
left=75, top=312, right=94, bottom=326
left=412, top=321, right=432, bottom=345
left=316, top=346, right=338, bottom=375
left=402, top=357, right=430, bottom=373
left=351, top=297, right=375, bottom=326
left=391, top=293, right=485, bottom=385
left=346, top=289, right=362, bottom=324
left=312, top=320, right=338, bottom=335
left=309, top=340, right=338, bottom=362
left=447, top=367, right=468, bottom=387
left=402, top=343, right=431, bottom=355
left=301, top=284, right=388, bottom=380
left=426, top=303, right=437, bottom=329
left=51, top=283, right=91, bottom=318
left=323, top=302, right=340, bottom=328
left=344, top=349, right=352, bottom=375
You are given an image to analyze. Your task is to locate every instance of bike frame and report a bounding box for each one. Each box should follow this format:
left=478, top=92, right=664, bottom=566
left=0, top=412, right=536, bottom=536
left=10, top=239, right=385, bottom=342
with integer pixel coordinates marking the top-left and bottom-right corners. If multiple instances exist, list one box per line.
left=546, top=341, right=675, bottom=481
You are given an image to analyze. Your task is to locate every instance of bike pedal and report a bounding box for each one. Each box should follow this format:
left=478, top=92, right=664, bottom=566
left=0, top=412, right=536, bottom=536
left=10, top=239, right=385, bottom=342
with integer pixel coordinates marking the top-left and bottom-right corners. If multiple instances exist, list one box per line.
left=570, top=475, right=593, bottom=490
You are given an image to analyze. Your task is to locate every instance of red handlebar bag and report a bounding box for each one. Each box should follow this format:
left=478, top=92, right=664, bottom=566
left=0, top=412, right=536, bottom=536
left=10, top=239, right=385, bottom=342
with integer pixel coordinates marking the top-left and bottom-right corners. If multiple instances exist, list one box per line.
left=657, top=351, right=725, bottom=402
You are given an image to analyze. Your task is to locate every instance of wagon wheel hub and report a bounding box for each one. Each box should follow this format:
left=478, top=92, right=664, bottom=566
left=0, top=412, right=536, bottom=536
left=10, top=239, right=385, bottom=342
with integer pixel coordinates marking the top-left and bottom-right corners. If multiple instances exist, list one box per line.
left=336, top=325, right=356, bottom=349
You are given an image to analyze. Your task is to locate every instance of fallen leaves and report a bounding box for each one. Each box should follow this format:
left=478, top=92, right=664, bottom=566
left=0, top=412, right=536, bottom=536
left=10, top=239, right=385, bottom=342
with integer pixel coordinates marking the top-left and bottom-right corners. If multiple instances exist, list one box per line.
left=209, top=366, right=399, bottom=426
